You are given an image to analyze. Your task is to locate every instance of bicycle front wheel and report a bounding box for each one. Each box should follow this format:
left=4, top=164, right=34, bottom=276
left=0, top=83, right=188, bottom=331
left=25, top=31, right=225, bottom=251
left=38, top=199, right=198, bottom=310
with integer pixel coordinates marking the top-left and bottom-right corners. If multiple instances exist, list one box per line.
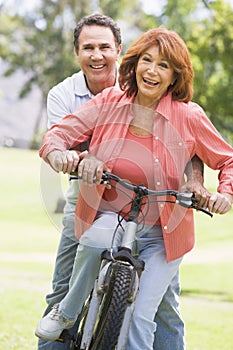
left=90, top=263, right=133, bottom=350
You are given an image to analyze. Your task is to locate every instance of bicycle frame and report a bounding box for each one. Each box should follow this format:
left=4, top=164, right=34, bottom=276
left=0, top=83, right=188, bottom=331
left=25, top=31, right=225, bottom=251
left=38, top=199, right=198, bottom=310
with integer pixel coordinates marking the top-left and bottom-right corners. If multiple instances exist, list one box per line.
left=68, top=172, right=212, bottom=349
left=78, top=182, right=147, bottom=349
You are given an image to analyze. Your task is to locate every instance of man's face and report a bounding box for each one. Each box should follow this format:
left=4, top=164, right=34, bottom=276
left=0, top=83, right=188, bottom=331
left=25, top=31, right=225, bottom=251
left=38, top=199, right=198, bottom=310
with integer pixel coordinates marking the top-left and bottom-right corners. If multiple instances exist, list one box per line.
left=75, top=25, right=122, bottom=94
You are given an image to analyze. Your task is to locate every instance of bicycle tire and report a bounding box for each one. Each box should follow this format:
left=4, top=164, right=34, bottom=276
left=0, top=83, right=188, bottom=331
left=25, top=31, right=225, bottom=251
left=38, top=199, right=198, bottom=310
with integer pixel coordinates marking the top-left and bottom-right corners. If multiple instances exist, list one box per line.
left=90, top=264, right=133, bottom=350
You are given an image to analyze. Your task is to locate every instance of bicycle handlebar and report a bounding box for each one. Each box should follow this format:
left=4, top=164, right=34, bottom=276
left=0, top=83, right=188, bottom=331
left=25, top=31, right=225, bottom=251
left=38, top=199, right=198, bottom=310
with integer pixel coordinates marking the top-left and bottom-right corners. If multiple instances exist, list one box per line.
left=70, top=171, right=213, bottom=217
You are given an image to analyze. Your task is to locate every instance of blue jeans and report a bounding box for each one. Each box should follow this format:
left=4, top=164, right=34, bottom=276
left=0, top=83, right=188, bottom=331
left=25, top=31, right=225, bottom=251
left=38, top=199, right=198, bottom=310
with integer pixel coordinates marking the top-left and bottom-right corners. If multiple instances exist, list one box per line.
left=38, top=209, right=185, bottom=350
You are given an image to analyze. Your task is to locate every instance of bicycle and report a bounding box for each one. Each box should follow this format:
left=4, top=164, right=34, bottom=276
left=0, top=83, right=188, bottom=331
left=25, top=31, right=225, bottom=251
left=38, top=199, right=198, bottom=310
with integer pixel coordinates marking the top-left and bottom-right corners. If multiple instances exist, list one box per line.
left=57, top=171, right=212, bottom=350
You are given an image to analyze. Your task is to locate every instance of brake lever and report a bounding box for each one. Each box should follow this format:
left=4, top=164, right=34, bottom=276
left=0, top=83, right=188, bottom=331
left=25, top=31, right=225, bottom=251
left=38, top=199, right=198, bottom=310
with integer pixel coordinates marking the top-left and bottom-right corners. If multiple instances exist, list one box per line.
left=191, top=204, right=213, bottom=217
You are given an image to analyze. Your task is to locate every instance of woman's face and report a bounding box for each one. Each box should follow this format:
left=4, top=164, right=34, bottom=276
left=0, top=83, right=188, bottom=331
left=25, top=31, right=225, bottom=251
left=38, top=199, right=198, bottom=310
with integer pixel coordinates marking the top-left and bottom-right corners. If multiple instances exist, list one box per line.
left=136, top=45, right=176, bottom=107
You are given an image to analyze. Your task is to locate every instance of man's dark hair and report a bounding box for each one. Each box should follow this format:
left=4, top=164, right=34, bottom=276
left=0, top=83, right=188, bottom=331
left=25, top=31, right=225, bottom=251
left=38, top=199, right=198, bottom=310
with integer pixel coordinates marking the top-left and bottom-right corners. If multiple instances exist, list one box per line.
left=74, top=13, right=122, bottom=53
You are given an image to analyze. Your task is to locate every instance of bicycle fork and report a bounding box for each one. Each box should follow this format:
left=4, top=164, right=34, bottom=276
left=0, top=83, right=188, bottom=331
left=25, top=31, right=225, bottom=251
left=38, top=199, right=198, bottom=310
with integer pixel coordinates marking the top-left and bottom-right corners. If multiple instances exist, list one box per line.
left=80, top=221, right=144, bottom=349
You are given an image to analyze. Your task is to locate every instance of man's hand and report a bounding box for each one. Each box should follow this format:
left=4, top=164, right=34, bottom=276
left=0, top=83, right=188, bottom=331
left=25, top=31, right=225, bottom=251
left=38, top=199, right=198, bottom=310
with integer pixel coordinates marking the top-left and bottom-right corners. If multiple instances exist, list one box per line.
left=180, top=180, right=212, bottom=208
left=47, top=150, right=83, bottom=174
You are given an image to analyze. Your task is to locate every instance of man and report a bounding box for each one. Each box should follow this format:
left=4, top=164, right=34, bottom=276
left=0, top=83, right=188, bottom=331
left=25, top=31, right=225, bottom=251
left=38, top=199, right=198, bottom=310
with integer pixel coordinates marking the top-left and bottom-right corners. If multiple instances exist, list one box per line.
left=37, top=13, right=208, bottom=350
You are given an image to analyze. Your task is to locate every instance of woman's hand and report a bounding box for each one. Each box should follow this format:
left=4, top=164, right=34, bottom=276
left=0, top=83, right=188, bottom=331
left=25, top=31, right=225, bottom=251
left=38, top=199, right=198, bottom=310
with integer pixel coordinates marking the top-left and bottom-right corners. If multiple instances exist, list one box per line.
left=47, top=150, right=86, bottom=174
left=77, top=153, right=110, bottom=185
left=207, top=192, right=233, bottom=214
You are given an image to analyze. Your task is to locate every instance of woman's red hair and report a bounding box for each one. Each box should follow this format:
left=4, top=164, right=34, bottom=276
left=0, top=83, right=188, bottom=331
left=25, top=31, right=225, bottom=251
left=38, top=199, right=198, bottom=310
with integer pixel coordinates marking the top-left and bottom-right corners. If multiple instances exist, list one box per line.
left=119, top=27, right=194, bottom=102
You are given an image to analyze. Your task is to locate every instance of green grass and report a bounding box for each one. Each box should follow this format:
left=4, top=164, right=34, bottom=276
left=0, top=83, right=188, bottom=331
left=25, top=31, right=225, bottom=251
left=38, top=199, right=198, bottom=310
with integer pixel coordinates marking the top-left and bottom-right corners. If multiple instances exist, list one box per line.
left=180, top=166, right=233, bottom=349
left=181, top=263, right=233, bottom=302
left=181, top=297, right=233, bottom=350
left=1, top=147, right=233, bottom=349
left=180, top=262, right=233, bottom=349
left=0, top=148, right=60, bottom=350
left=0, top=289, right=48, bottom=349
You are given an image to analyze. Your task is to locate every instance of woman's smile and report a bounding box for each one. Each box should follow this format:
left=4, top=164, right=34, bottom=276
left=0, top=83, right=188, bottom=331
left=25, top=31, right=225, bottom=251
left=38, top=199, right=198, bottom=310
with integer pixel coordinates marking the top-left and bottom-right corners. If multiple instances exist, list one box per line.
left=142, top=77, right=159, bottom=87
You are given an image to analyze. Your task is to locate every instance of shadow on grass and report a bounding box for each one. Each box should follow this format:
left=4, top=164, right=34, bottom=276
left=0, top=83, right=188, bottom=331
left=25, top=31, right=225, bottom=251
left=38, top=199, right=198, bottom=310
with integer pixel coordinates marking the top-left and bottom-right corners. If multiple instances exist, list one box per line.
left=181, top=288, right=233, bottom=303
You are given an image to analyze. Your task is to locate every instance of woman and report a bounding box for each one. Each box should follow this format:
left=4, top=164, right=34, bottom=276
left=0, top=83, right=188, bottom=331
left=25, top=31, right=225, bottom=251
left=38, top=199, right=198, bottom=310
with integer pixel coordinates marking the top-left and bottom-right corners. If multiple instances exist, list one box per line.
left=36, top=28, right=233, bottom=349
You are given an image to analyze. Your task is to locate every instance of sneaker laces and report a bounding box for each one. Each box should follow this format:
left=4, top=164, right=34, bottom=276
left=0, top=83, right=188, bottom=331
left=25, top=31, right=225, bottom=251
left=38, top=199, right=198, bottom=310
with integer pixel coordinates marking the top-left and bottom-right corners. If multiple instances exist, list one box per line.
left=49, top=303, right=75, bottom=325
left=50, top=304, right=62, bottom=321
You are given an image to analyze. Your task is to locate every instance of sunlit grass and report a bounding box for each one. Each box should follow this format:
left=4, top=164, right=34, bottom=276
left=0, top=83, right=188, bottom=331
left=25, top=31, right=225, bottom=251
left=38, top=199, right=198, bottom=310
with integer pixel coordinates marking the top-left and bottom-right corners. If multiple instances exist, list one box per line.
left=1, top=147, right=233, bottom=349
left=181, top=296, right=233, bottom=350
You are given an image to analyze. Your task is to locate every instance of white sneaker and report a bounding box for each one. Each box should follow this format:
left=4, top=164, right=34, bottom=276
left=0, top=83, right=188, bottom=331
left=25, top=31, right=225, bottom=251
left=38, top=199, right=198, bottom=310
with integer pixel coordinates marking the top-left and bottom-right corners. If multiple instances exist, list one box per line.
left=35, top=303, right=76, bottom=341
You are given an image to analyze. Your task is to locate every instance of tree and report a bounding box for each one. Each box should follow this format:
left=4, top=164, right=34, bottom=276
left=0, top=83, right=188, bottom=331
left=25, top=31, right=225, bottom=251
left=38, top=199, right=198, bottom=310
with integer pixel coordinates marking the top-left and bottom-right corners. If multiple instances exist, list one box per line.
left=156, top=0, right=233, bottom=143
left=1, top=0, right=232, bottom=145
left=191, top=0, right=233, bottom=142
left=0, top=0, right=141, bottom=147
left=1, top=0, right=84, bottom=147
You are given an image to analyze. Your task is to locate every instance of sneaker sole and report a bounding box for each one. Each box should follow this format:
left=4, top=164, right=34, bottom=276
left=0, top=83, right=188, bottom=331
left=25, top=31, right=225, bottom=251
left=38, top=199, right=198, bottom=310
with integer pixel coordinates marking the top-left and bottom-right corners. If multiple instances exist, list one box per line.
left=35, top=329, right=61, bottom=341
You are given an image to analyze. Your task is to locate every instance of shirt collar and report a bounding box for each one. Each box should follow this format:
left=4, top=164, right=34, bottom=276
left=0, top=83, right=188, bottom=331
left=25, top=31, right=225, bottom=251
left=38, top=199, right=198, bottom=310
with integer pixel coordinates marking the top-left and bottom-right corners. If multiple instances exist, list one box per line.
left=114, top=91, right=174, bottom=120
left=74, top=71, right=93, bottom=98
left=156, top=93, right=174, bottom=120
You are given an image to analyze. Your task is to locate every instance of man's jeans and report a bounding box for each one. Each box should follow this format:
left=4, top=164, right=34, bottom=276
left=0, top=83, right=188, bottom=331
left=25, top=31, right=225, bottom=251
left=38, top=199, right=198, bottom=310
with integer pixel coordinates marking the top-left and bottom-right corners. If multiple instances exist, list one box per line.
left=38, top=209, right=185, bottom=350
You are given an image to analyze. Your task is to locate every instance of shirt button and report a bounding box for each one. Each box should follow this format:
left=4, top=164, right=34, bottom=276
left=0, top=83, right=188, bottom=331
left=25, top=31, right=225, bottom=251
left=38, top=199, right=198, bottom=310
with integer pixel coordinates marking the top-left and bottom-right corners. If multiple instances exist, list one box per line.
left=160, top=203, right=164, bottom=208
left=178, top=142, right=183, bottom=146
left=154, top=158, right=159, bottom=163
left=164, top=225, right=168, bottom=230
left=155, top=136, right=159, bottom=140
left=157, top=181, right=161, bottom=186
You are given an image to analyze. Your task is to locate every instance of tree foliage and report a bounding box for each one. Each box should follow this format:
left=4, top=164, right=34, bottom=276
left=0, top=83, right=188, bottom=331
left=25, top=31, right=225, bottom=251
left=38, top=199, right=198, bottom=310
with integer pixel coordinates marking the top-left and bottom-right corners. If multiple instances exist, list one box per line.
left=190, top=0, right=233, bottom=141
left=0, top=0, right=140, bottom=97
left=0, top=0, right=232, bottom=143
left=138, top=0, right=233, bottom=142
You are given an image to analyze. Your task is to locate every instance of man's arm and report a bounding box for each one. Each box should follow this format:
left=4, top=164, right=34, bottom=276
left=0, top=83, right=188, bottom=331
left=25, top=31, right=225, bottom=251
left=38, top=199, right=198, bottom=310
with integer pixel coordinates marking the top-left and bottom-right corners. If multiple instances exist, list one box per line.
left=182, top=155, right=211, bottom=207
left=185, top=154, right=204, bottom=185
left=47, top=86, right=73, bottom=128
left=47, top=79, right=90, bottom=152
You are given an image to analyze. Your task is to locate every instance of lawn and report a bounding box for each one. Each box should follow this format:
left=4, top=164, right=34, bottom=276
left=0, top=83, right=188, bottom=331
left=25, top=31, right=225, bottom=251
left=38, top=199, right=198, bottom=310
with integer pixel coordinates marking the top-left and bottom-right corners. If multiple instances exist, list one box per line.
left=0, top=147, right=233, bottom=350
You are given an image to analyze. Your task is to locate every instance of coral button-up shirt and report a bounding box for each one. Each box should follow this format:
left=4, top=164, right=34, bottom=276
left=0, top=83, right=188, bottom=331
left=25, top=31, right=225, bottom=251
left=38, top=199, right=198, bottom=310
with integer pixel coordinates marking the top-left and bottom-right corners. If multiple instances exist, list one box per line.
left=39, top=87, right=233, bottom=262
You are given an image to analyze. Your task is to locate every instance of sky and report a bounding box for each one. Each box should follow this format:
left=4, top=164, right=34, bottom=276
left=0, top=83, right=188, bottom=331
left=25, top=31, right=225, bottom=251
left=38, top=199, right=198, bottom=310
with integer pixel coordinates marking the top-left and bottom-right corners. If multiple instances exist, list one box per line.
left=1, top=0, right=233, bottom=17
left=142, top=0, right=233, bottom=15
left=142, top=0, right=166, bottom=15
